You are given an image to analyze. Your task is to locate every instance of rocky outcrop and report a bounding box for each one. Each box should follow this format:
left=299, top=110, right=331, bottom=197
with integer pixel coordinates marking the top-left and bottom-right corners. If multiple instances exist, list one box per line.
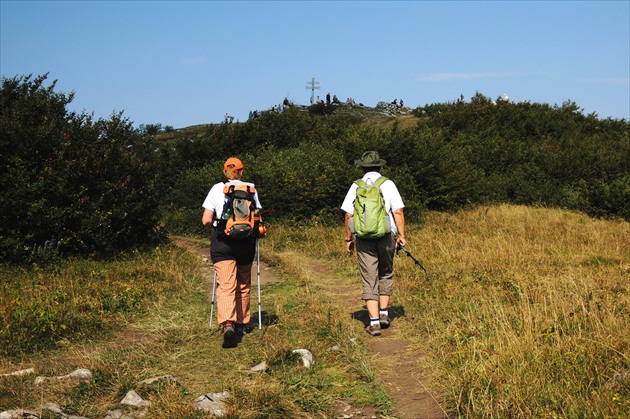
left=375, top=101, right=411, bottom=116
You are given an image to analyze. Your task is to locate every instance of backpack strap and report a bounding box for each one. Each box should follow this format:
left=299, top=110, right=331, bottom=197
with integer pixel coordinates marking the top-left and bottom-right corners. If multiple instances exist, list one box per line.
left=373, top=176, right=388, bottom=188
left=212, top=182, right=227, bottom=223
left=372, top=176, right=391, bottom=216
left=354, top=176, right=387, bottom=188
left=223, top=181, right=256, bottom=196
left=354, top=179, right=366, bottom=188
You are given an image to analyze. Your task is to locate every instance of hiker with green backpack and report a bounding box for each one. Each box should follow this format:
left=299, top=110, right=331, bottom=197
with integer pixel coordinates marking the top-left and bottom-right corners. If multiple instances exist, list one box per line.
left=341, top=151, right=407, bottom=337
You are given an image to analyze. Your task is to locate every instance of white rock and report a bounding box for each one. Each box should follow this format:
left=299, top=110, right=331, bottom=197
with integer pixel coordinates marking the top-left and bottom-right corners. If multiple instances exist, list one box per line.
left=250, top=361, right=267, bottom=372
left=0, top=410, right=38, bottom=418
left=292, top=349, right=314, bottom=368
left=43, top=403, right=63, bottom=414
left=68, top=368, right=92, bottom=379
left=193, top=391, right=229, bottom=416
left=120, top=390, right=149, bottom=408
left=35, top=368, right=92, bottom=385
left=0, top=368, right=35, bottom=377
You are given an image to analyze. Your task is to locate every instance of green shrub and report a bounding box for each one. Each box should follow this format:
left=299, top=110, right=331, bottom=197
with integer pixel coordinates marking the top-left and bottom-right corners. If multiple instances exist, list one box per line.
left=161, top=94, right=629, bottom=229
left=248, top=143, right=351, bottom=223
left=0, top=74, right=164, bottom=263
left=160, top=164, right=221, bottom=235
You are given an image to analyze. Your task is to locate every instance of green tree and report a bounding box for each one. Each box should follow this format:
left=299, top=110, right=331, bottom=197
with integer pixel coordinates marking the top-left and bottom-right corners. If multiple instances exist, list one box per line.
left=0, top=74, right=164, bottom=263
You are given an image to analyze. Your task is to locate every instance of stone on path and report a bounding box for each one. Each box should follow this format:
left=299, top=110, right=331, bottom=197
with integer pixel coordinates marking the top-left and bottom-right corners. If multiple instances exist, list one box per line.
left=193, top=391, right=229, bottom=417
left=35, top=368, right=92, bottom=385
left=120, top=390, right=149, bottom=408
left=293, top=349, right=314, bottom=368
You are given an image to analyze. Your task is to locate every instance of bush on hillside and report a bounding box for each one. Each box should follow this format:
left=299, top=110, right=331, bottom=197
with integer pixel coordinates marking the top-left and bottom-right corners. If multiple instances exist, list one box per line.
left=163, top=143, right=354, bottom=235
left=414, top=94, right=629, bottom=217
left=5, top=74, right=625, bottom=248
left=0, top=74, right=164, bottom=263
left=161, top=164, right=222, bottom=235
left=161, top=93, right=628, bottom=235
left=248, top=143, right=351, bottom=223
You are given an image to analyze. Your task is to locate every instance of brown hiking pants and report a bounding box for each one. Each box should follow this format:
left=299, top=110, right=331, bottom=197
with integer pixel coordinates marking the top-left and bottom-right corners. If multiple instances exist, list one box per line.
left=356, top=233, right=395, bottom=301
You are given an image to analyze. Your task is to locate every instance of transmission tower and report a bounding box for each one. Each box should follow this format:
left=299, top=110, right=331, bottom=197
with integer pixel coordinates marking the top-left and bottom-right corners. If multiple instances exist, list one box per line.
left=305, top=77, right=320, bottom=104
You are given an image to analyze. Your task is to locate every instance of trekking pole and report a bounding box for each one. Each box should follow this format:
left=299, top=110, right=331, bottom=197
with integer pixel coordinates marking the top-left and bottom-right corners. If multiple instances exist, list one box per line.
left=397, top=245, right=429, bottom=277
left=209, top=269, right=217, bottom=330
left=256, top=238, right=262, bottom=336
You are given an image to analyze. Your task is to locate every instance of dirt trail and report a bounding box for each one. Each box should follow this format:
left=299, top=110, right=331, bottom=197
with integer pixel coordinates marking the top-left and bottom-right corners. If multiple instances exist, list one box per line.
left=175, top=238, right=449, bottom=419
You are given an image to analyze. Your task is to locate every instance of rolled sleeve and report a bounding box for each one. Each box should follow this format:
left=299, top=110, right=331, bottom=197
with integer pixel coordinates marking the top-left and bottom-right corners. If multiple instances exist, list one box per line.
left=340, top=183, right=358, bottom=214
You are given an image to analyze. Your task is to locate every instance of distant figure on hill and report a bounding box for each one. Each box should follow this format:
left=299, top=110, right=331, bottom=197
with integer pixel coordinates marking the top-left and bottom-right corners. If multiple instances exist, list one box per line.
left=326, top=93, right=331, bottom=105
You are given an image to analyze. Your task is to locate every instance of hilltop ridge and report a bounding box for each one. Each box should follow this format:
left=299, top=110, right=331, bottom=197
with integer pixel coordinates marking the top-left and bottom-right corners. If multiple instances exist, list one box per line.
left=155, top=102, right=421, bottom=142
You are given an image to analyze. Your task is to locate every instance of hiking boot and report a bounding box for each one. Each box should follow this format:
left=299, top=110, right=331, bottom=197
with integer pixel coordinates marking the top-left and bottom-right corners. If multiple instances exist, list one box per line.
left=222, top=322, right=236, bottom=338
left=379, top=314, right=391, bottom=328
left=235, top=324, right=248, bottom=337
left=222, top=334, right=237, bottom=348
left=222, top=322, right=237, bottom=348
left=365, top=323, right=381, bottom=336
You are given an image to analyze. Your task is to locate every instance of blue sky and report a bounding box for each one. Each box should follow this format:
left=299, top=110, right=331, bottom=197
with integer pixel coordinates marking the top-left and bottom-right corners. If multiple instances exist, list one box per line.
left=2, top=1, right=629, bottom=128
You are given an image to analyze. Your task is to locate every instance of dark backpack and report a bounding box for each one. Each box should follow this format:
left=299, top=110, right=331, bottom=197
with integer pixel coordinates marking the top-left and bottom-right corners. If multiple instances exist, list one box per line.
left=218, top=182, right=257, bottom=239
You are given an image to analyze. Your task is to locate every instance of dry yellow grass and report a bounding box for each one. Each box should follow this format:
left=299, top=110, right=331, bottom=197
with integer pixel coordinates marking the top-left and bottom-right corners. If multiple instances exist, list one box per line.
left=396, top=205, right=630, bottom=417
left=265, top=204, right=629, bottom=417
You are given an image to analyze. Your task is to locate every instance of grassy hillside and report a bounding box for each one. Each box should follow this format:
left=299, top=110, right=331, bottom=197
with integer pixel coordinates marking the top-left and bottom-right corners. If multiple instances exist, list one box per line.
left=158, top=97, right=629, bottom=239
left=265, top=204, right=630, bottom=417
left=153, top=104, right=421, bottom=143
left=2, top=205, right=628, bottom=417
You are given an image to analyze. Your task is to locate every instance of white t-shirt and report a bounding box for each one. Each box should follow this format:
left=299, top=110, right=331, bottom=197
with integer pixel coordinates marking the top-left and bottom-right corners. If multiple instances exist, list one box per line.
left=202, top=180, right=262, bottom=227
left=340, top=172, right=404, bottom=235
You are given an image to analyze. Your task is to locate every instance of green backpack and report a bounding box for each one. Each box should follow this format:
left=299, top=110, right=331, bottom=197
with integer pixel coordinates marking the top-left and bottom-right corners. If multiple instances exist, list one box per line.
left=350, top=176, right=391, bottom=239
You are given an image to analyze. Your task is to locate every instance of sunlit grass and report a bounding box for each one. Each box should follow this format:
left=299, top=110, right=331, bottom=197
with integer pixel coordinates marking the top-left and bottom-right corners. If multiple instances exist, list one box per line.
left=402, top=205, right=629, bottom=417
left=264, top=204, right=630, bottom=417
left=2, top=204, right=627, bottom=417
left=1, top=233, right=390, bottom=416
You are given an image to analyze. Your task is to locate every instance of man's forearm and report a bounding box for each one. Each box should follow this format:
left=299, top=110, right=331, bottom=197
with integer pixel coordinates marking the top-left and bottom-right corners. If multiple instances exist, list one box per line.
left=393, top=210, right=405, bottom=239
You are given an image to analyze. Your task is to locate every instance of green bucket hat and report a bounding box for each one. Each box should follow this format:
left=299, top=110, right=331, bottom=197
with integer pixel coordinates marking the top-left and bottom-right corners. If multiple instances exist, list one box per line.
left=355, top=151, right=386, bottom=168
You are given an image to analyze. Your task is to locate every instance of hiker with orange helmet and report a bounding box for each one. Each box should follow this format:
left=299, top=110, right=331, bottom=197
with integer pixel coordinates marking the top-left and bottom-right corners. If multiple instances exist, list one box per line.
left=202, top=157, right=262, bottom=348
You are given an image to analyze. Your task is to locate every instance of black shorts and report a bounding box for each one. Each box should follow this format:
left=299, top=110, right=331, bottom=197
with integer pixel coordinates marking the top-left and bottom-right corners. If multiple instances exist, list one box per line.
left=210, top=229, right=257, bottom=265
